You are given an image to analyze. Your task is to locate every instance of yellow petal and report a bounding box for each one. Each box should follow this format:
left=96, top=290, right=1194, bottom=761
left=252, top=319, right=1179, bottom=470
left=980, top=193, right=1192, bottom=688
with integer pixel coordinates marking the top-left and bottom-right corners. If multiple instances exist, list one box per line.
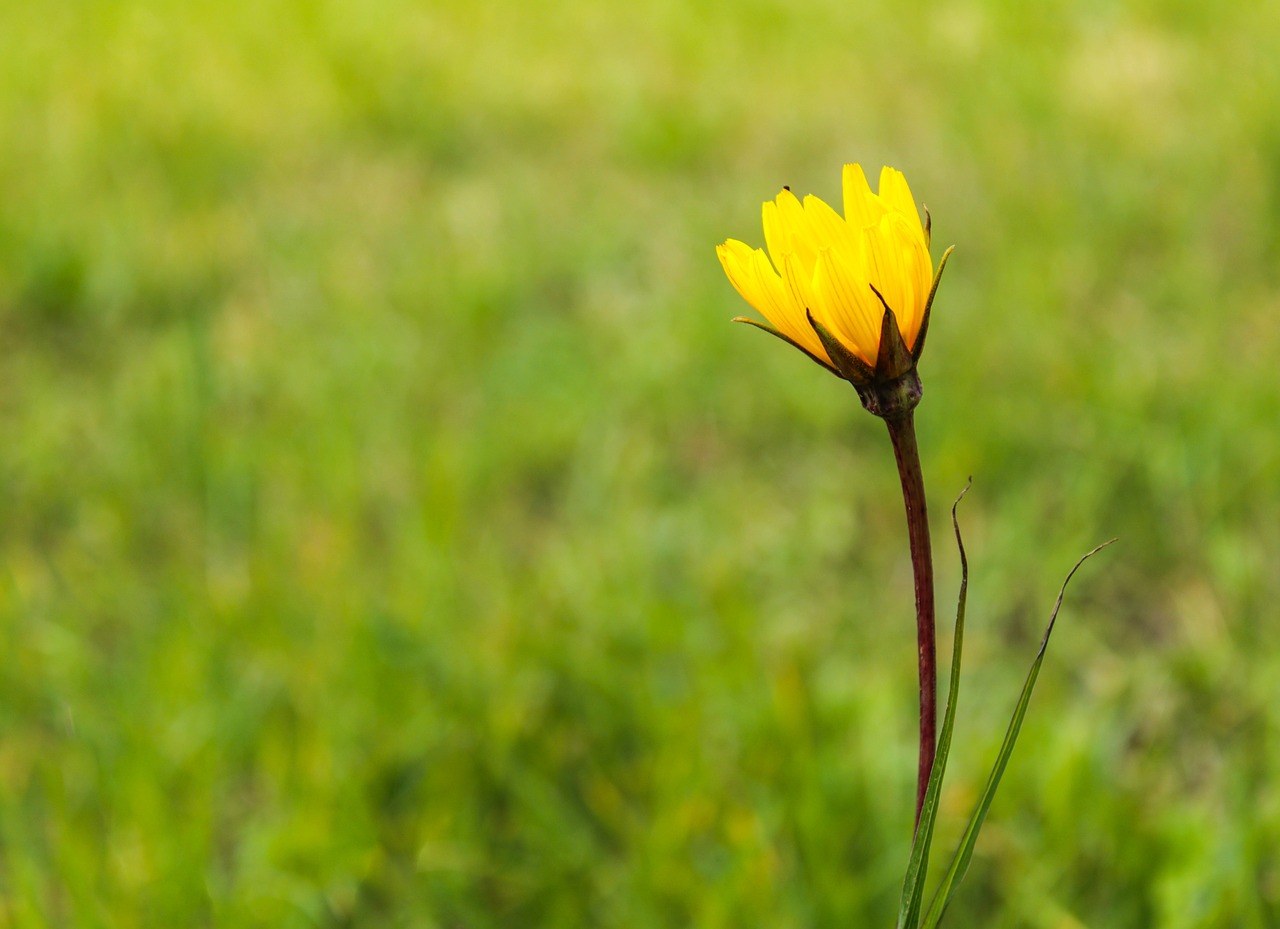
left=761, top=200, right=787, bottom=275
left=842, top=163, right=887, bottom=230
left=778, top=251, right=830, bottom=361
left=860, top=217, right=909, bottom=331
left=717, top=240, right=772, bottom=318
left=746, top=246, right=815, bottom=349
left=802, top=193, right=860, bottom=264
left=896, top=219, right=933, bottom=344
left=878, top=167, right=926, bottom=243
left=774, top=189, right=820, bottom=273
left=744, top=248, right=790, bottom=321
left=813, top=247, right=883, bottom=365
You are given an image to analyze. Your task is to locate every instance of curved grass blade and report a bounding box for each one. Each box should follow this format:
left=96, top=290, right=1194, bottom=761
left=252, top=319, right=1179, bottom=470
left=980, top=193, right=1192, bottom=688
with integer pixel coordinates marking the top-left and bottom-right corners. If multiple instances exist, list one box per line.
left=920, top=538, right=1118, bottom=928
left=896, top=480, right=973, bottom=929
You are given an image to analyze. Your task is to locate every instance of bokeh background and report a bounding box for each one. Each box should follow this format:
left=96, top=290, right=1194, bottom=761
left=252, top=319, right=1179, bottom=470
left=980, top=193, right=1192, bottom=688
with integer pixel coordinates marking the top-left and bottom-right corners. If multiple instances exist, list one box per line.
left=2, top=0, right=1278, bottom=926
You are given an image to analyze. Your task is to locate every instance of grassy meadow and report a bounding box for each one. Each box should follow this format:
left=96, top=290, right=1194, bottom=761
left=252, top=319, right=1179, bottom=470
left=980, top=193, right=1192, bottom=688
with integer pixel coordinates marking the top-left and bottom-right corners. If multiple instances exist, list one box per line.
left=2, top=0, right=1280, bottom=925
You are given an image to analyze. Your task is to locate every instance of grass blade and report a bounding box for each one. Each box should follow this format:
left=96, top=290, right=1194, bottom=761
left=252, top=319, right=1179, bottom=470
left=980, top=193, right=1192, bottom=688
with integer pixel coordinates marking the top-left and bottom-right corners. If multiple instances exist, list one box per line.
left=896, top=480, right=972, bottom=929
left=920, top=538, right=1117, bottom=928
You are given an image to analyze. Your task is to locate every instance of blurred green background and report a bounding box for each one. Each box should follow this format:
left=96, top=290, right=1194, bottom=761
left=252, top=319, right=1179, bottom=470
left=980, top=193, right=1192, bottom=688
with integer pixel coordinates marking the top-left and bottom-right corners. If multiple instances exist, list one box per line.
left=2, top=0, right=1279, bottom=925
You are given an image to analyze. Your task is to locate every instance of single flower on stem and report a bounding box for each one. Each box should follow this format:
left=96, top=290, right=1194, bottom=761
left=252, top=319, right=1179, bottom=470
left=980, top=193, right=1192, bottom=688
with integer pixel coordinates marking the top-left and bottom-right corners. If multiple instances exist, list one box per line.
left=716, top=164, right=953, bottom=830
left=716, top=164, right=952, bottom=417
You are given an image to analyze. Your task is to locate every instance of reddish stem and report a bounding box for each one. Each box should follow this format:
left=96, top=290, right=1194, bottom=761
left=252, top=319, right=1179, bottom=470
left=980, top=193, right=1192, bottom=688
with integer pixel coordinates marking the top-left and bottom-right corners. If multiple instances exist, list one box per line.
left=884, top=412, right=936, bottom=832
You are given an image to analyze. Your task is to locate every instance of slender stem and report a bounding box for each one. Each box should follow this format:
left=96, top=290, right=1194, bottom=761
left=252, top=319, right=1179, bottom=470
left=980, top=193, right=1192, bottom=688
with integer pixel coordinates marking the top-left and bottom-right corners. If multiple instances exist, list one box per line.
left=883, top=412, right=936, bottom=832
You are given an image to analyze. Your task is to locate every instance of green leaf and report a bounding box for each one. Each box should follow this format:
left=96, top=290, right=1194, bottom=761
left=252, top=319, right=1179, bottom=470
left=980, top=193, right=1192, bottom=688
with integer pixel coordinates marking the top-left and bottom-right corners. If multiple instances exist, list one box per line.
left=896, top=480, right=973, bottom=929
left=920, top=537, right=1117, bottom=928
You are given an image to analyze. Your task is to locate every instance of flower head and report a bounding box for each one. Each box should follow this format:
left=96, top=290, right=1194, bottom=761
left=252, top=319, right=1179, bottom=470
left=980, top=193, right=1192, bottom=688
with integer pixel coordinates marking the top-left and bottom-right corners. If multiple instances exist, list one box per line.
left=717, top=165, right=952, bottom=412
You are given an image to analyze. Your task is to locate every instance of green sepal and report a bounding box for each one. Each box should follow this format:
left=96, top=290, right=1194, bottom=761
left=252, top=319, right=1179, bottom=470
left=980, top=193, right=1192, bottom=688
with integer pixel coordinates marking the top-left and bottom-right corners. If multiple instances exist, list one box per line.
left=868, top=292, right=914, bottom=381
left=732, top=316, right=842, bottom=378
left=911, top=245, right=954, bottom=366
left=804, top=310, right=875, bottom=384
left=923, top=205, right=932, bottom=250
left=849, top=293, right=922, bottom=419
left=920, top=537, right=1117, bottom=928
left=896, top=480, right=972, bottom=929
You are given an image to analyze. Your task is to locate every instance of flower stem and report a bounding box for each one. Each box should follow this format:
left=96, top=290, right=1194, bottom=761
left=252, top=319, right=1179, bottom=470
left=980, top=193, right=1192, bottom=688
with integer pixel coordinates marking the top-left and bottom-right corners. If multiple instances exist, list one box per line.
left=883, top=412, right=936, bottom=832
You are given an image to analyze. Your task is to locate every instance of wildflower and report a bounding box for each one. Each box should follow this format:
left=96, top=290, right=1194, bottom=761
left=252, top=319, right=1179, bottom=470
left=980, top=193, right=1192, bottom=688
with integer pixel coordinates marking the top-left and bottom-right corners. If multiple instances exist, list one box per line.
left=716, top=164, right=952, bottom=418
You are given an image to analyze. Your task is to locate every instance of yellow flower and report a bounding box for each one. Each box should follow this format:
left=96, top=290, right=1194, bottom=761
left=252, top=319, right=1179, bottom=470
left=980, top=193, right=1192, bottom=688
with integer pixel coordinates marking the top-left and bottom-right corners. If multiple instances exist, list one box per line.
left=717, top=164, right=952, bottom=386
